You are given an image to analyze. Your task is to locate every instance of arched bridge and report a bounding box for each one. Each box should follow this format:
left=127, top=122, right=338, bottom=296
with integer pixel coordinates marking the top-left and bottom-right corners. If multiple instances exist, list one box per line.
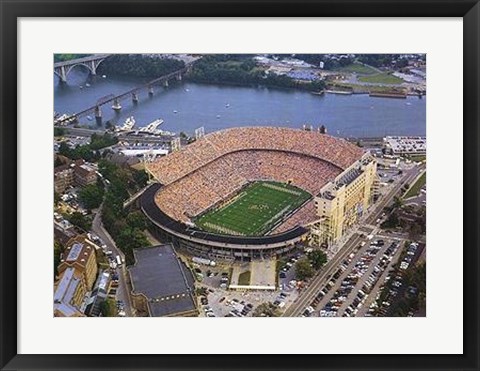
left=54, top=54, right=112, bottom=83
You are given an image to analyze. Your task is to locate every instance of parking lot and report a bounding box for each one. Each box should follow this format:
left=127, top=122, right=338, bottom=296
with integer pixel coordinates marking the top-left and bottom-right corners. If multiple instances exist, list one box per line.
left=365, top=241, right=424, bottom=317
left=299, top=235, right=405, bottom=317
left=197, top=285, right=300, bottom=317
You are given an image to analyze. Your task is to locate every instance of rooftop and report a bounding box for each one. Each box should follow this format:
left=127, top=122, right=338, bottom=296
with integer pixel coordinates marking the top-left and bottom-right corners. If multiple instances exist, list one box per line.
left=53, top=267, right=83, bottom=317
left=66, top=242, right=83, bottom=261
left=129, top=244, right=196, bottom=317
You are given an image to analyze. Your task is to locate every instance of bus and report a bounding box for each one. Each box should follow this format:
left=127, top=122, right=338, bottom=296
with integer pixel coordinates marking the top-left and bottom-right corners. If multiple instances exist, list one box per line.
left=116, top=255, right=122, bottom=267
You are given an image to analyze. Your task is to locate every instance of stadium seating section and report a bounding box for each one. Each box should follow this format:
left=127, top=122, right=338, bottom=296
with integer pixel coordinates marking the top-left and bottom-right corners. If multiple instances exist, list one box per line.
left=150, top=127, right=364, bottom=235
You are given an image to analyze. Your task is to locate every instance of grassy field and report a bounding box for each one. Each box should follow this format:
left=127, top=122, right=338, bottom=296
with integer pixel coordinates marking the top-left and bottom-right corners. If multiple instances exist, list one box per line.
left=358, top=72, right=404, bottom=85
left=195, top=181, right=311, bottom=236
left=334, top=63, right=378, bottom=75
left=238, top=271, right=251, bottom=285
left=404, top=172, right=426, bottom=199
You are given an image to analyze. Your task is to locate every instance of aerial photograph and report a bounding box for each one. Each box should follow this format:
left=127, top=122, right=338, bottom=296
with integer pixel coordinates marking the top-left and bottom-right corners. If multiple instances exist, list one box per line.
left=53, top=53, right=426, bottom=318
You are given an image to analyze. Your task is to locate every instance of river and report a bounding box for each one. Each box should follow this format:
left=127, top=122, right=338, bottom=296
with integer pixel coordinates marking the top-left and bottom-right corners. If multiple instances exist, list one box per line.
left=54, top=69, right=426, bottom=138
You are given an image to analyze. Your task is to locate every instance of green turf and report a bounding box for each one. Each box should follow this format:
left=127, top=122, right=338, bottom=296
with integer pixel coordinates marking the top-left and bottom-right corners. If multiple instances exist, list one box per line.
left=404, top=172, right=426, bottom=199
left=195, top=181, right=311, bottom=236
left=238, top=271, right=251, bottom=285
left=358, top=72, right=404, bottom=85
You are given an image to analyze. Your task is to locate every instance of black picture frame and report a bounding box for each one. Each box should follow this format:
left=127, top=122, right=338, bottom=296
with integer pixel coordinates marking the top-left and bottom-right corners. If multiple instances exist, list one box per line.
left=1, top=1, right=478, bottom=370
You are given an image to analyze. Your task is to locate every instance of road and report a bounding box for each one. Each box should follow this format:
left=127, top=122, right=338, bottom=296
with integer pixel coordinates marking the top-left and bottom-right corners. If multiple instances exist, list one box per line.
left=92, top=209, right=134, bottom=316
left=283, top=163, right=423, bottom=317
left=283, top=232, right=366, bottom=316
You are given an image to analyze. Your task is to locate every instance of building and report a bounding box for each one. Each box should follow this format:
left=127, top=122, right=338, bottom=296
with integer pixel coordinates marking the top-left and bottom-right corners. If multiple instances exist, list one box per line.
left=54, top=159, right=98, bottom=193
left=310, top=153, right=377, bottom=246
left=142, top=127, right=368, bottom=260
left=54, top=222, right=78, bottom=246
left=384, top=136, right=426, bottom=156
left=84, top=271, right=111, bottom=317
left=128, top=245, right=198, bottom=317
left=57, top=236, right=98, bottom=291
left=54, top=164, right=74, bottom=193
left=74, top=163, right=97, bottom=187
left=53, top=267, right=86, bottom=317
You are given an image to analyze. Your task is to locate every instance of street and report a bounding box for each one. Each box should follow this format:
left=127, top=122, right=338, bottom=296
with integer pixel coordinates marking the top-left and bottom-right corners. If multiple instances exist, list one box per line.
left=92, top=209, right=134, bottom=317
left=284, top=163, right=424, bottom=317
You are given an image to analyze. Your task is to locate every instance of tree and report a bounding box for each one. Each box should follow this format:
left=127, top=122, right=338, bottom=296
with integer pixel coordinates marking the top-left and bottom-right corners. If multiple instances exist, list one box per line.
left=126, top=211, right=148, bottom=230
left=393, top=196, right=403, bottom=209
left=408, top=223, right=422, bottom=240
left=54, top=127, right=66, bottom=137
left=253, top=302, right=281, bottom=317
left=105, top=120, right=115, bottom=130
left=54, top=191, right=61, bottom=206
left=58, top=141, right=72, bottom=158
left=295, top=258, right=315, bottom=281
left=66, top=212, right=92, bottom=231
left=132, top=170, right=149, bottom=188
left=78, top=183, right=104, bottom=210
left=54, top=156, right=64, bottom=167
left=99, top=298, right=117, bottom=317
left=54, top=241, right=63, bottom=278
left=381, top=212, right=399, bottom=229
left=307, top=250, right=328, bottom=270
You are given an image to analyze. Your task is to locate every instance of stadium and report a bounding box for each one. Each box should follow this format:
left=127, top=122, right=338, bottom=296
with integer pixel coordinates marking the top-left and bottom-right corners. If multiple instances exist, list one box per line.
left=141, top=127, right=375, bottom=261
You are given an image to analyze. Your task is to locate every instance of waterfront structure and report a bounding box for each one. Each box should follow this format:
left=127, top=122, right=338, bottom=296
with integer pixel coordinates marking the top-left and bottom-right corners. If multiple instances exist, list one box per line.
left=384, top=136, right=426, bottom=156
left=310, top=154, right=377, bottom=246
left=141, top=127, right=372, bottom=260
left=57, top=236, right=98, bottom=291
left=128, top=245, right=198, bottom=317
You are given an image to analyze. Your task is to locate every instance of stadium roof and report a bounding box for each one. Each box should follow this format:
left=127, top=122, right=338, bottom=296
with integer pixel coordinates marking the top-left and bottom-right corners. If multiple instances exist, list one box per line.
left=128, top=244, right=196, bottom=317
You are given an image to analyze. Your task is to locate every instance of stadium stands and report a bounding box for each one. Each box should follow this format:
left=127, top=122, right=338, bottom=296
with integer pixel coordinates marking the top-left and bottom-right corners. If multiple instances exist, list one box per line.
left=148, top=127, right=364, bottom=237
left=147, top=127, right=363, bottom=186
left=155, top=149, right=341, bottom=230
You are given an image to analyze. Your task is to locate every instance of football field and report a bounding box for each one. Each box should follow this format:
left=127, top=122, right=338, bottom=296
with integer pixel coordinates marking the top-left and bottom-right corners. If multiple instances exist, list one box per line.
left=195, top=181, right=311, bottom=236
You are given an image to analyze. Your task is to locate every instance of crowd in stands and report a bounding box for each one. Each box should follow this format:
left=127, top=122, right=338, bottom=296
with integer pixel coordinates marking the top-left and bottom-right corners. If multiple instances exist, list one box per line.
left=148, top=127, right=364, bottom=185
left=154, top=149, right=341, bottom=232
left=271, top=200, right=317, bottom=234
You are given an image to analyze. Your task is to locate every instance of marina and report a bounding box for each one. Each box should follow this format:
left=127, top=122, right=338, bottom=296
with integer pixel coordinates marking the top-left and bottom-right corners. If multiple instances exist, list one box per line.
left=116, top=116, right=135, bottom=132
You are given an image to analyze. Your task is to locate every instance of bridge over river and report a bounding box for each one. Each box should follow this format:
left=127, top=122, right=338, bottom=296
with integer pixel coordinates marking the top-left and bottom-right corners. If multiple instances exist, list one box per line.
left=54, top=54, right=112, bottom=83
left=55, top=63, right=193, bottom=126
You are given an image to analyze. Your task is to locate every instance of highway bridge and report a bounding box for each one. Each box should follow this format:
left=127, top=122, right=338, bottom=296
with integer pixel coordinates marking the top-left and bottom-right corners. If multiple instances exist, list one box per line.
left=54, top=54, right=112, bottom=83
